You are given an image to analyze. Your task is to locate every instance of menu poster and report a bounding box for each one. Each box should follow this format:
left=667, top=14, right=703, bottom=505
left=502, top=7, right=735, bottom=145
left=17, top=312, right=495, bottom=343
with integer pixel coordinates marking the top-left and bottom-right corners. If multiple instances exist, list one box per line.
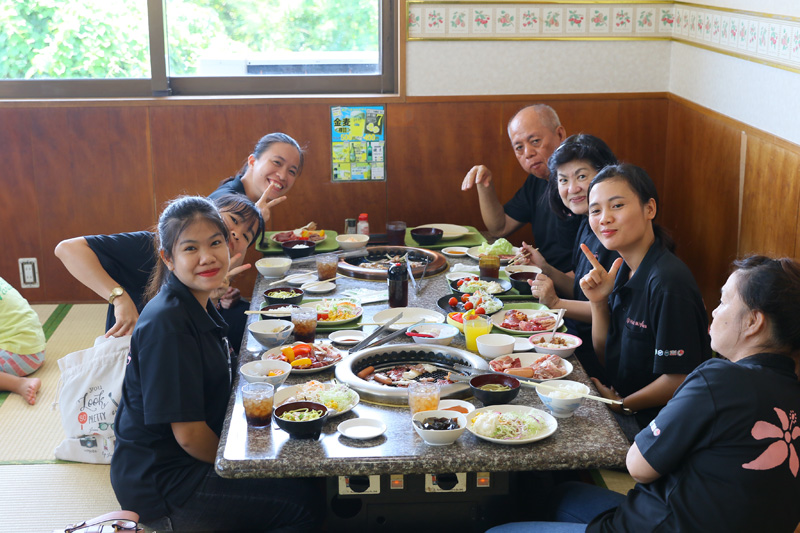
left=331, top=106, right=386, bottom=181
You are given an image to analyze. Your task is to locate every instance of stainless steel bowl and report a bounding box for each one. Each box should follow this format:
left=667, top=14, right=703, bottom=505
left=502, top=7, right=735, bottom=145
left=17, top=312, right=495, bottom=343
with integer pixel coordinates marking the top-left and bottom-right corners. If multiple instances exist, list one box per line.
left=335, top=344, right=489, bottom=405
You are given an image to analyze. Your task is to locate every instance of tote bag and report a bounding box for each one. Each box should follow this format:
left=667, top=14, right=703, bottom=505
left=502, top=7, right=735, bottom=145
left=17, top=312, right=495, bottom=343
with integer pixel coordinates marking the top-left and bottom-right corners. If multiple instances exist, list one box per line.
left=53, top=335, right=131, bottom=464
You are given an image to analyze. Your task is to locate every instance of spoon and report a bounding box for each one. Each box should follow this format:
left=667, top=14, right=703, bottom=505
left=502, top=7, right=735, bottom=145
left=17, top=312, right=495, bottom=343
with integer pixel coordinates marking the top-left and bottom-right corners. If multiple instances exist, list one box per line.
left=546, top=309, right=566, bottom=342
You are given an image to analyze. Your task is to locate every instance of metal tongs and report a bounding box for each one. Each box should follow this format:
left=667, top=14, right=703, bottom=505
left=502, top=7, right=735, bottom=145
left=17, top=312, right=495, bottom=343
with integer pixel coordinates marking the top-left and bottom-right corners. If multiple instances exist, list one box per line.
left=349, top=312, right=404, bottom=353
left=291, top=249, right=369, bottom=263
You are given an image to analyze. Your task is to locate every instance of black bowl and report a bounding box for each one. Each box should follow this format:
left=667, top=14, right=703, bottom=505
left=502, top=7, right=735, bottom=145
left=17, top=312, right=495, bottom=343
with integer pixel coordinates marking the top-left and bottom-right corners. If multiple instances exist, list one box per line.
left=509, top=272, right=538, bottom=295
left=410, top=228, right=444, bottom=246
left=282, top=239, right=316, bottom=259
left=260, top=302, right=301, bottom=321
left=263, top=287, right=304, bottom=306
left=449, top=276, right=512, bottom=296
left=273, top=401, right=329, bottom=439
left=470, top=374, right=521, bottom=406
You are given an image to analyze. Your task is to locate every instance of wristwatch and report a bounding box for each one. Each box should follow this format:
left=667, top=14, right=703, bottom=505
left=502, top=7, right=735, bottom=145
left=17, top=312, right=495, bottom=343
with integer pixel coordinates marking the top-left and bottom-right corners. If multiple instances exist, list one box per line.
left=621, top=398, right=637, bottom=416
left=108, top=286, right=124, bottom=304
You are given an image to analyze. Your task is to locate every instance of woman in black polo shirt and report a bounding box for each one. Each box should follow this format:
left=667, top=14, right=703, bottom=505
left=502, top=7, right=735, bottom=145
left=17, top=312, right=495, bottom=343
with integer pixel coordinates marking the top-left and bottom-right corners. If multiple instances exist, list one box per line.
left=210, top=132, right=304, bottom=223
left=578, top=164, right=711, bottom=436
left=488, top=255, right=800, bottom=532
left=110, top=196, right=319, bottom=531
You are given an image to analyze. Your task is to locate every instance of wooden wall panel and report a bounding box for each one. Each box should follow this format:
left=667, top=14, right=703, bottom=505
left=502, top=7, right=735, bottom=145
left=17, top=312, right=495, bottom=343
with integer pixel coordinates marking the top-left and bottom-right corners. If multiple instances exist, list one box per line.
left=663, top=100, right=740, bottom=311
left=0, top=109, right=38, bottom=299
left=740, top=134, right=800, bottom=258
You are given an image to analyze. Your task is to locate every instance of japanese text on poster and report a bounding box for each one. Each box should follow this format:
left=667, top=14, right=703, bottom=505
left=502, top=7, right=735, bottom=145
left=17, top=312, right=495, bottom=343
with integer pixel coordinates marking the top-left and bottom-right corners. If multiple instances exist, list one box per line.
left=331, top=106, right=385, bottom=181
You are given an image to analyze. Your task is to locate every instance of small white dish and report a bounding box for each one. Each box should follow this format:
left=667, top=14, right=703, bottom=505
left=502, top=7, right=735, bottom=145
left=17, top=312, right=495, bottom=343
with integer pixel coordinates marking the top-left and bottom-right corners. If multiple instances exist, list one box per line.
left=372, top=307, right=445, bottom=330
left=328, top=330, right=366, bottom=345
left=442, top=246, right=469, bottom=258
left=301, top=281, right=336, bottom=294
left=445, top=271, right=478, bottom=282
left=338, top=418, right=387, bottom=440
left=514, top=338, right=534, bottom=352
left=287, top=272, right=317, bottom=286
left=437, top=399, right=476, bottom=415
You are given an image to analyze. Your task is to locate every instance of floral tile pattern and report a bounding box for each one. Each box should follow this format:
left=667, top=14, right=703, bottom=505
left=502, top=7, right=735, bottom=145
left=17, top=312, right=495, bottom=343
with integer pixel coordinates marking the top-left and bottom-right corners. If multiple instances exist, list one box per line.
left=406, top=3, right=800, bottom=73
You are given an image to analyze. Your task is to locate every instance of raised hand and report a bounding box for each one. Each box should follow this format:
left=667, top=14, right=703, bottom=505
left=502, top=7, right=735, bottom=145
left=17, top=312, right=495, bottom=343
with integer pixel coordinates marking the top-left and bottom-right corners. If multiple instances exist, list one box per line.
left=461, top=165, right=494, bottom=191
left=578, top=243, right=623, bottom=303
left=255, top=182, right=288, bottom=222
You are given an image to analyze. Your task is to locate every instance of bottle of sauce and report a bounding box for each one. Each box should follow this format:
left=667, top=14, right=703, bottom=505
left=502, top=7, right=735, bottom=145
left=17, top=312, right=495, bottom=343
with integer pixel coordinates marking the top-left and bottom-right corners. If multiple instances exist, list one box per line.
left=345, top=218, right=357, bottom=234
left=388, top=261, right=408, bottom=308
left=357, top=213, right=370, bottom=235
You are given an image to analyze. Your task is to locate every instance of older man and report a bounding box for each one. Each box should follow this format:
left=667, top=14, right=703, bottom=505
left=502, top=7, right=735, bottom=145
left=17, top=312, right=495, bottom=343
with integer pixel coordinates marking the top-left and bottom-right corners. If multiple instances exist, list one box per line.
left=461, top=104, right=580, bottom=272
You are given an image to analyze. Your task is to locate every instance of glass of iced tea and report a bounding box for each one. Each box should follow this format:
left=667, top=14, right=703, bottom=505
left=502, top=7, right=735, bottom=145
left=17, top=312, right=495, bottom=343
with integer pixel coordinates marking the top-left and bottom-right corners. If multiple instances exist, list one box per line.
left=242, top=382, right=274, bottom=428
left=291, top=307, right=318, bottom=343
left=315, top=253, right=339, bottom=282
left=386, top=221, right=407, bottom=246
left=479, top=255, right=501, bottom=278
left=408, top=381, right=440, bottom=415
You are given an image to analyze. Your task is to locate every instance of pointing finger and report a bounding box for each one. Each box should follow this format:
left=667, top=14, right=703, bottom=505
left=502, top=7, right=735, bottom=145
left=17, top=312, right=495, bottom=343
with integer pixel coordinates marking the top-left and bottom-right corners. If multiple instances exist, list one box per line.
left=580, top=243, right=604, bottom=272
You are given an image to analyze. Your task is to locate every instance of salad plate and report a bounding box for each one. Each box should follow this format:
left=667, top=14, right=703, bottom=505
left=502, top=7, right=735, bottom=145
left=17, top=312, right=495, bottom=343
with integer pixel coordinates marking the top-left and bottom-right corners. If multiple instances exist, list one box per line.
left=299, top=299, right=362, bottom=326
left=262, top=342, right=344, bottom=374
left=466, top=405, right=557, bottom=445
left=274, top=382, right=359, bottom=418
left=437, top=294, right=503, bottom=315
left=466, top=243, right=520, bottom=264
left=449, top=276, right=512, bottom=296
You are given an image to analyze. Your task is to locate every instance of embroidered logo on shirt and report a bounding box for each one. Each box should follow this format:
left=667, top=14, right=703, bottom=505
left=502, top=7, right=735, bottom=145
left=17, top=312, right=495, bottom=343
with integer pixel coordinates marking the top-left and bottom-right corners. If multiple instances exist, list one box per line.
left=626, top=317, right=648, bottom=329
left=656, top=349, right=685, bottom=357
left=649, top=419, right=661, bottom=437
left=742, top=408, right=799, bottom=477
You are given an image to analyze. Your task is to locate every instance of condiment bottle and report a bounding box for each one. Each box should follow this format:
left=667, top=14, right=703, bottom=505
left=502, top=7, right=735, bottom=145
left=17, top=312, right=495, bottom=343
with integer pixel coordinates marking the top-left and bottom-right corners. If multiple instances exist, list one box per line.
left=345, top=218, right=357, bottom=234
left=387, top=261, right=408, bottom=308
left=357, top=213, right=370, bottom=235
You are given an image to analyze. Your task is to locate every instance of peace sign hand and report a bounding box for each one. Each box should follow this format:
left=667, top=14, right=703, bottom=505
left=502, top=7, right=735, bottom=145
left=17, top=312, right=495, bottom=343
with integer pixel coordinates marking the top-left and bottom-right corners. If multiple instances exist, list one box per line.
left=578, top=243, right=623, bottom=303
left=255, top=182, right=288, bottom=222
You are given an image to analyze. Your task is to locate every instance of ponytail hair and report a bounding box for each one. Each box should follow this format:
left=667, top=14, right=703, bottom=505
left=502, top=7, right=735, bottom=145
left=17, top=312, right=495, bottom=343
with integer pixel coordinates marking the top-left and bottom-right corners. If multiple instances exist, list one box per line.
left=588, top=163, right=675, bottom=253
left=144, top=196, right=229, bottom=302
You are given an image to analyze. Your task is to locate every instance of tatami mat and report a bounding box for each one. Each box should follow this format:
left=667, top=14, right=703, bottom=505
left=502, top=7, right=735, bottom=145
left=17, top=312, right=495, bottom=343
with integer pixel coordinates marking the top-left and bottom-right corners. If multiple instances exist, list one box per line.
left=0, top=304, right=106, bottom=462
left=598, top=468, right=637, bottom=495
left=0, top=463, right=122, bottom=533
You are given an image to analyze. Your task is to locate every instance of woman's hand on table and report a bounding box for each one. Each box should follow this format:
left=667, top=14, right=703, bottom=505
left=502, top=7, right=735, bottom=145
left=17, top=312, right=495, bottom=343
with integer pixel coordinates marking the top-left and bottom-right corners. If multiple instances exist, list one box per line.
left=528, top=273, right=559, bottom=308
left=106, top=293, right=139, bottom=338
left=256, top=182, right=288, bottom=222
left=579, top=244, right=622, bottom=303
left=591, top=377, right=624, bottom=414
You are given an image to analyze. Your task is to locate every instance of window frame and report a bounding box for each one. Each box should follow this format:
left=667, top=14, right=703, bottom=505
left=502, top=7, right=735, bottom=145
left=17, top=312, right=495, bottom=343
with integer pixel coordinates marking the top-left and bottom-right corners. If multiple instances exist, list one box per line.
left=0, top=0, right=396, bottom=99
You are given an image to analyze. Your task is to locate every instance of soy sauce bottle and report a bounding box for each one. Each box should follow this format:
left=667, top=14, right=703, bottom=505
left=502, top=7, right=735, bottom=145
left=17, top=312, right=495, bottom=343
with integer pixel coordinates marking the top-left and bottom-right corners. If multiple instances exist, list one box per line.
left=387, top=261, right=408, bottom=308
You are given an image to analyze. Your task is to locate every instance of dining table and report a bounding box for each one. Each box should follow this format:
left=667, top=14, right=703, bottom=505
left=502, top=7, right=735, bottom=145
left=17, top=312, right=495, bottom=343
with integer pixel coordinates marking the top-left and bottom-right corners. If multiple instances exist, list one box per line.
left=215, top=238, right=630, bottom=530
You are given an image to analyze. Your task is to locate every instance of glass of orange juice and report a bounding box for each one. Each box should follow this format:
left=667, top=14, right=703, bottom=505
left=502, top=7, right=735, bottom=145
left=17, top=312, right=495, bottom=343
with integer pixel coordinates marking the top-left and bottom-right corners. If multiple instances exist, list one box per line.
left=464, top=315, right=493, bottom=352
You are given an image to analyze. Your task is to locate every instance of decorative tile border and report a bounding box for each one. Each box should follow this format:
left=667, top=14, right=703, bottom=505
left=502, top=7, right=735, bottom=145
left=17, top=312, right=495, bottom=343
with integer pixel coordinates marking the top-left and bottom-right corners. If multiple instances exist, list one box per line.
left=407, top=2, right=800, bottom=73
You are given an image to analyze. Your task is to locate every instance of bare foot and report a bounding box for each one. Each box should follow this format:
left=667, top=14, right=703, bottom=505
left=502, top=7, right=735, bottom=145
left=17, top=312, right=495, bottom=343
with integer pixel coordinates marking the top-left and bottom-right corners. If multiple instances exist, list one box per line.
left=15, top=377, right=41, bottom=405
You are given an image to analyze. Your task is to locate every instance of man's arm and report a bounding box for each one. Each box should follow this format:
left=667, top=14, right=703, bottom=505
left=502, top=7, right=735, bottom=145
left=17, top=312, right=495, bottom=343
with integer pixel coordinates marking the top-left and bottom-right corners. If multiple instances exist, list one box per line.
left=462, top=165, right=524, bottom=237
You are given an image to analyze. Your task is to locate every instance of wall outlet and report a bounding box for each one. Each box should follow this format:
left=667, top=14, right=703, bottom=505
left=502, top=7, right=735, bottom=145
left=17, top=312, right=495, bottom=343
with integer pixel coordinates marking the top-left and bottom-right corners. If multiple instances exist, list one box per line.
left=18, top=258, right=39, bottom=288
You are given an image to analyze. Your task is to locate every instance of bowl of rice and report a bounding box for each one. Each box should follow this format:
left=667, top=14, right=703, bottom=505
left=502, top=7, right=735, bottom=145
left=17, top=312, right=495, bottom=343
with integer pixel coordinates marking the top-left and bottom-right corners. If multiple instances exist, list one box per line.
left=535, top=380, right=590, bottom=418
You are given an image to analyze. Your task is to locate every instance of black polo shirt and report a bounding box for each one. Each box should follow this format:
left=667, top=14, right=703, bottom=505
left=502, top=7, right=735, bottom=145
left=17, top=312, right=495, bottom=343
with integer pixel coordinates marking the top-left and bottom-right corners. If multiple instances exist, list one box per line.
left=567, top=217, right=619, bottom=381
left=110, top=273, right=231, bottom=522
left=604, top=239, right=711, bottom=427
left=503, top=174, right=581, bottom=273
left=589, top=353, right=800, bottom=532
left=209, top=176, right=246, bottom=200
left=85, top=231, right=156, bottom=332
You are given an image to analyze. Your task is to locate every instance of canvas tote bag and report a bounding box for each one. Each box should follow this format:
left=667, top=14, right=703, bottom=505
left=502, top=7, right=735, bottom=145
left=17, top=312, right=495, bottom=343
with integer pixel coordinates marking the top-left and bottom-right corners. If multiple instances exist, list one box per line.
left=53, top=335, right=131, bottom=464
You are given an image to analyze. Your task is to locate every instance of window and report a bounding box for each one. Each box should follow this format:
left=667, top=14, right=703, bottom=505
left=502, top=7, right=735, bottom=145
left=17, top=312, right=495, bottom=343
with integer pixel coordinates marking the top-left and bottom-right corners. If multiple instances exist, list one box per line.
left=0, top=0, right=395, bottom=98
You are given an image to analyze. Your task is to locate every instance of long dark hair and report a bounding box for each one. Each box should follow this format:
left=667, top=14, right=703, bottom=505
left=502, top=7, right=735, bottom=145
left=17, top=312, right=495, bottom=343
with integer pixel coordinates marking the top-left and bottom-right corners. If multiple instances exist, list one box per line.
left=212, top=193, right=264, bottom=248
left=219, top=132, right=304, bottom=186
left=144, top=196, right=229, bottom=302
left=547, top=134, right=618, bottom=219
left=588, top=163, right=675, bottom=252
left=733, top=255, right=800, bottom=355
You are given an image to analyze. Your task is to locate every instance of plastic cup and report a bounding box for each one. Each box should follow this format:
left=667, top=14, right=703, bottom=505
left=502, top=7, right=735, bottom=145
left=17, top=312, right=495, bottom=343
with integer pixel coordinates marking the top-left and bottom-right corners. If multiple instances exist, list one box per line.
left=242, top=382, right=274, bottom=428
left=315, top=253, right=339, bottom=282
left=464, top=315, right=493, bottom=352
left=386, top=221, right=407, bottom=246
left=408, top=381, right=440, bottom=415
left=291, top=307, right=317, bottom=343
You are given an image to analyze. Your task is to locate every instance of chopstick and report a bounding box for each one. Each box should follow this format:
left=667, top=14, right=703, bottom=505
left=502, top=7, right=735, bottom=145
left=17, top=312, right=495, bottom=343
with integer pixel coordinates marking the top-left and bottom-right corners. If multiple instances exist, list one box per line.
left=300, top=275, right=343, bottom=290
left=244, top=310, right=294, bottom=316
left=360, top=319, right=433, bottom=326
left=507, top=247, right=535, bottom=266
left=268, top=271, right=313, bottom=287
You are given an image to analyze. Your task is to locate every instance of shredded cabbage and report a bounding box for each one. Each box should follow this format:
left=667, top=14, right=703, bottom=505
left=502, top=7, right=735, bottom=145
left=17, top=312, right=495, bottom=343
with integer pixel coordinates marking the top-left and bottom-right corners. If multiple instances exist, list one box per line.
left=291, top=380, right=357, bottom=413
left=470, top=410, right=547, bottom=440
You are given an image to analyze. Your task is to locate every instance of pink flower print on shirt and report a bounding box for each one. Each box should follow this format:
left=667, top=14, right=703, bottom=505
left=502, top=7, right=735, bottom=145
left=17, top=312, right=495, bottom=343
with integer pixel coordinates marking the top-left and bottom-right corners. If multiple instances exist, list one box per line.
left=742, top=408, right=800, bottom=477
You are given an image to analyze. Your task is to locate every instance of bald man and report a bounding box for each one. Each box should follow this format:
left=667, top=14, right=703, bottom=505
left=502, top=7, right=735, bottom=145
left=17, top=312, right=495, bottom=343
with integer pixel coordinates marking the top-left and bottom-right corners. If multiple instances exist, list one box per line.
left=461, top=104, right=580, bottom=272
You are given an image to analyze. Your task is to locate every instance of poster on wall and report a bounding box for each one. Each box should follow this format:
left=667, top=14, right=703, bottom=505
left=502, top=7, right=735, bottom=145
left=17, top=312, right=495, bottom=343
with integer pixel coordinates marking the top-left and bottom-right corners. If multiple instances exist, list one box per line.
left=330, top=106, right=385, bottom=181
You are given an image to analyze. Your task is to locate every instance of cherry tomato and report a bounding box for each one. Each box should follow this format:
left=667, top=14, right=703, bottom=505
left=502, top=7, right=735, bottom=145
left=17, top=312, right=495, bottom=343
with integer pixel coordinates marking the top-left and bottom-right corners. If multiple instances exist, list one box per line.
left=464, top=302, right=474, bottom=311
left=476, top=307, right=486, bottom=315
left=457, top=279, right=467, bottom=287
left=317, top=312, right=329, bottom=321
left=461, top=293, right=470, bottom=303
left=448, top=297, right=458, bottom=307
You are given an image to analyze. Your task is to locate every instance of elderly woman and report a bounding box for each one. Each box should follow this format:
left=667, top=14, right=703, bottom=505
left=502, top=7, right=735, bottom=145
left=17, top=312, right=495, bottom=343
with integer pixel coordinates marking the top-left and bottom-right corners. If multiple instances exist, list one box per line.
left=487, top=255, right=800, bottom=532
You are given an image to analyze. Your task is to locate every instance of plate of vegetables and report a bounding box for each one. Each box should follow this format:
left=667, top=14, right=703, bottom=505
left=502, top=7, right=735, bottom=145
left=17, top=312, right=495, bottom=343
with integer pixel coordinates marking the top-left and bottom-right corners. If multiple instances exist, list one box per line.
left=274, top=380, right=359, bottom=418
left=467, top=404, right=557, bottom=445
left=466, top=238, right=519, bottom=264
left=300, top=299, right=362, bottom=325
left=437, top=289, right=504, bottom=315
left=262, top=341, right=344, bottom=373
left=449, top=275, right=512, bottom=296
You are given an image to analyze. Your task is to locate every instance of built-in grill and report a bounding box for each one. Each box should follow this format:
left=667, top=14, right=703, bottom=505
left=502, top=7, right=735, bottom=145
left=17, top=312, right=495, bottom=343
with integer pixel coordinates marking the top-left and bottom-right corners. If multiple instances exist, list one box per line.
left=336, top=245, right=448, bottom=280
left=334, top=344, right=489, bottom=405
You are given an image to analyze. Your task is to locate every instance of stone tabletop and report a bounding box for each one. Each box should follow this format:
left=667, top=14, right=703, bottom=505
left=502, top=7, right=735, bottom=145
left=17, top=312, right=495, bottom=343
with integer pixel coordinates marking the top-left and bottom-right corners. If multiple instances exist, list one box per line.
left=215, top=252, right=629, bottom=479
